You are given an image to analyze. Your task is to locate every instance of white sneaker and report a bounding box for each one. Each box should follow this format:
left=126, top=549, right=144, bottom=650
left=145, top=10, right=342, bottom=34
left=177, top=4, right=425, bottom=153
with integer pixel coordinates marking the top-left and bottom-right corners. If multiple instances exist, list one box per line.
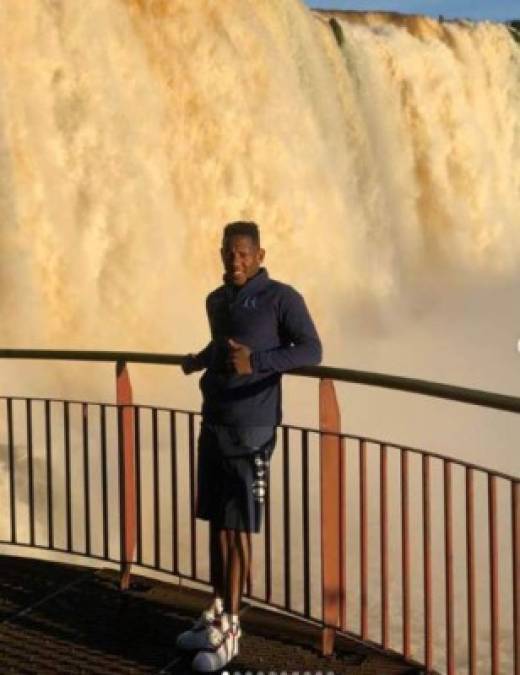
left=191, top=625, right=240, bottom=672
left=176, top=610, right=222, bottom=651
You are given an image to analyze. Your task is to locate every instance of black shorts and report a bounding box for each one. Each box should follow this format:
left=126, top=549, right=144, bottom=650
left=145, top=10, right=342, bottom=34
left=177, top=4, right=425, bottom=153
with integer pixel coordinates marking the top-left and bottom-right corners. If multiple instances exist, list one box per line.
left=196, top=423, right=276, bottom=533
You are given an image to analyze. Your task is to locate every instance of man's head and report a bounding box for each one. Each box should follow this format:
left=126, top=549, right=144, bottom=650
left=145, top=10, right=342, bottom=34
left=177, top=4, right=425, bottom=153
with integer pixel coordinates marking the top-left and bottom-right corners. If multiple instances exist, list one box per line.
left=221, top=221, right=265, bottom=286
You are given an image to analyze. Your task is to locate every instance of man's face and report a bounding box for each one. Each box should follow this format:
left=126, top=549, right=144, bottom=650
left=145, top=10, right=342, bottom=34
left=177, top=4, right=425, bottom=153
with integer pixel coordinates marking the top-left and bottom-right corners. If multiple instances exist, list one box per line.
left=221, top=235, right=265, bottom=287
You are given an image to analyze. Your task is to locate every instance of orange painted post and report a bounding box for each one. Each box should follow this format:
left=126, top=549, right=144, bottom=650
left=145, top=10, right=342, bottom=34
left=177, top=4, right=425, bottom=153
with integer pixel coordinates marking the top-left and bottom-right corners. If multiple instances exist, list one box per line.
left=116, top=360, right=136, bottom=590
left=319, top=378, right=344, bottom=656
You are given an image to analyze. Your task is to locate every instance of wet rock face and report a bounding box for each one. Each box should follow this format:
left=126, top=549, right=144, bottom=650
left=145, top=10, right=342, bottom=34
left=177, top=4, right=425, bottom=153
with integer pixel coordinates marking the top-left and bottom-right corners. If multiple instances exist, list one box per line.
left=509, top=20, right=520, bottom=42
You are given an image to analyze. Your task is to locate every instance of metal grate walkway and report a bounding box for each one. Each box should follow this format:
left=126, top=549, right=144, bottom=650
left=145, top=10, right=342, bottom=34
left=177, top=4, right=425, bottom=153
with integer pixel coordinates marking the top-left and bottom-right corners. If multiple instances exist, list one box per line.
left=0, top=556, right=426, bottom=674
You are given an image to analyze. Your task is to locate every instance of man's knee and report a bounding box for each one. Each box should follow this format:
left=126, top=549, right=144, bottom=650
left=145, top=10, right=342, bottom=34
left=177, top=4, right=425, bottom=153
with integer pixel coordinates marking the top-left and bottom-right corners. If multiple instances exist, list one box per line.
left=224, top=528, right=237, bottom=547
left=222, top=527, right=248, bottom=549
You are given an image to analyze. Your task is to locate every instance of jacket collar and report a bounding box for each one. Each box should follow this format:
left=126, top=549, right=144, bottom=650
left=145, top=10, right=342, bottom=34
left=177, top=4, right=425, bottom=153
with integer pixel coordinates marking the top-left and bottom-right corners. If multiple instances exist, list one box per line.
left=224, top=267, right=269, bottom=302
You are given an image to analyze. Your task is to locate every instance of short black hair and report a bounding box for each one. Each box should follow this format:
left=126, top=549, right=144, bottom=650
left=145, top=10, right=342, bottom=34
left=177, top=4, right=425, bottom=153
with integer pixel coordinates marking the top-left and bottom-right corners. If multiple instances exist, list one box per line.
left=223, top=221, right=260, bottom=247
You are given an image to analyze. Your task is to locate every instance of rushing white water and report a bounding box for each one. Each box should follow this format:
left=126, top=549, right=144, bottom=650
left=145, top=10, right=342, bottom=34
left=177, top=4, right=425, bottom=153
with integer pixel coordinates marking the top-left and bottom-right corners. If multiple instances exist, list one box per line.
left=0, top=2, right=519, bottom=673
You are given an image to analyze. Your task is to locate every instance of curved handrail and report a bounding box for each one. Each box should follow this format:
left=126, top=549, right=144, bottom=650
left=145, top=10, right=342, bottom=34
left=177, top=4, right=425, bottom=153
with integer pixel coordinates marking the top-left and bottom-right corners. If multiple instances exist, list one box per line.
left=0, top=348, right=519, bottom=414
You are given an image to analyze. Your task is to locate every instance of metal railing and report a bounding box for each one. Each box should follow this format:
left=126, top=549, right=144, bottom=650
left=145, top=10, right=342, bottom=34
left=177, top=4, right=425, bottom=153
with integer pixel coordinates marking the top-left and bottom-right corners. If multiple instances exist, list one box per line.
left=0, top=349, right=518, bottom=675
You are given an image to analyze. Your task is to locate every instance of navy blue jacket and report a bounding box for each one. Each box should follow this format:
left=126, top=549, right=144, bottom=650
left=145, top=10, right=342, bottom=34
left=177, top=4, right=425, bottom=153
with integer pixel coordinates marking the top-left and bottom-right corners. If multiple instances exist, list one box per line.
left=193, top=269, right=322, bottom=426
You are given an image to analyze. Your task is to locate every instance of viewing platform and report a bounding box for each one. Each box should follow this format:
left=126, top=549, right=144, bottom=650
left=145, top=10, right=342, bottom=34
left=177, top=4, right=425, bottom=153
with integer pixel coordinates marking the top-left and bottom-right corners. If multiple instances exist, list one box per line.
left=0, top=349, right=518, bottom=674
left=0, top=555, right=422, bottom=674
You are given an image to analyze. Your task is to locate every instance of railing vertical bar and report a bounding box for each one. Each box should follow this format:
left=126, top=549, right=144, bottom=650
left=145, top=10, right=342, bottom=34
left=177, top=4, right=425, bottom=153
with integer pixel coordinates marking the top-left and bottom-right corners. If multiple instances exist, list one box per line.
left=302, top=429, right=310, bottom=619
left=26, top=399, right=35, bottom=546
left=265, top=432, right=272, bottom=604
left=423, top=454, right=432, bottom=671
left=246, top=530, right=253, bottom=599
left=7, top=398, right=16, bottom=543
left=134, top=406, right=142, bottom=565
left=489, top=475, right=499, bottom=675
left=401, top=448, right=411, bottom=659
left=82, top=403, right=91, bottom=557
left=466, top=467, right=477, bottom=675
left=100, top=404, right=109, bottom=561
left=360, top=439, right=368, bottom=640
left=444, top=460, right=455, bottom=675
left=513, top=480, right=520, bottom=675
left=339, top=433, right=346, bottom=632
left=64, top=401, right=72, bottom=552
left=170, top=411, right=178, bottom=576
left=283, top=426, right=291, bottom=610
left=152, top=408, right=160, bottom=570
left=188, top=413, right=197, bottom=580
left=117, top=404, right=125, bottom=577
left=44, top=400, right=54, bottom=549
left=381, top=443, right=389, bottom=649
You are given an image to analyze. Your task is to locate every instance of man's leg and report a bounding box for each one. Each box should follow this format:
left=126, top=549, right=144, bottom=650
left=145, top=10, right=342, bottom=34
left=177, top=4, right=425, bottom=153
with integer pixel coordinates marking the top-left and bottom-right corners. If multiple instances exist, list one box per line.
left=176, top=527, right=224, bottom=651
left=191, top=432, right=270, bottom=670
left=210, top=526, right=250, bottom=615
left=210, top=523, right=227, bottom=603
left=224, top=529, right=251, bottom=615
left=190, top=528, right=245, bottom=671
left=176, top=428, right=224, bottom=651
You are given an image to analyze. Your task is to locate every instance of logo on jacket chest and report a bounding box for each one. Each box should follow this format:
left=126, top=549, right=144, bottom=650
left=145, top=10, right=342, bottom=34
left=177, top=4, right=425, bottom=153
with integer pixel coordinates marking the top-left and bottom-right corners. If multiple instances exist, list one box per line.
left=242, top=296, right=257, bottom=310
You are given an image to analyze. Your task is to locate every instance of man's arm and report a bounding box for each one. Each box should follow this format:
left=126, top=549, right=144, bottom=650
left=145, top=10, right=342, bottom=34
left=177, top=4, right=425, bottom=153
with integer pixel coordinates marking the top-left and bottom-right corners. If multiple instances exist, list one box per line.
left=250, top=288, right=322, bottom=374
left=181, top=341, right=212, bottom=374
left=182, top=294, right=215, bottom=375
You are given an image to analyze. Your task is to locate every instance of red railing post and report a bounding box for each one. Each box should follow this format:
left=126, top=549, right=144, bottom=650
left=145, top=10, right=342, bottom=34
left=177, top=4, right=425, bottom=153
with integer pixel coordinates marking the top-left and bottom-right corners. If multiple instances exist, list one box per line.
left=116, top=360, right=136, bottom=590
left=319, top=378, right=345, bottom=655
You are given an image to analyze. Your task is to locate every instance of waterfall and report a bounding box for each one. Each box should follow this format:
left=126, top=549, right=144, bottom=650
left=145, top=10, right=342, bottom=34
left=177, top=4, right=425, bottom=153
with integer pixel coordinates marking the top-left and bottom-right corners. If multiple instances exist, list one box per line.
left=0, top=1, right=518, bottom=350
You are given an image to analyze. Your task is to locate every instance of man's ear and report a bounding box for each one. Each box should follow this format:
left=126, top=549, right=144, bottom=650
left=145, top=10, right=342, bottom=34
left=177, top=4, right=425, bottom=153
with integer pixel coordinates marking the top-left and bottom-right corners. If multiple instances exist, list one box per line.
left=258, top=247, right=266, bottom=263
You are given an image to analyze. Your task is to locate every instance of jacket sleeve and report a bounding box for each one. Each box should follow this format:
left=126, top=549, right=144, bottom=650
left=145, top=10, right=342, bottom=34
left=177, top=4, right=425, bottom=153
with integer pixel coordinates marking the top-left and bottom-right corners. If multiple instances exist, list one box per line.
left=251, top=287, right=322, bottom=373
left=191, top=341, right=213, bottom=370
left=189, top=295, right=214, bottom=371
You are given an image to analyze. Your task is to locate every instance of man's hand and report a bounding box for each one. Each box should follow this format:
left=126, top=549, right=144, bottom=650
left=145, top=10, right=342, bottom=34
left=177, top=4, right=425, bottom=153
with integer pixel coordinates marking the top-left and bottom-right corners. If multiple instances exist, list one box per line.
left=181, top=354, right=197, bottom=375
left=228, top=339, right=253, bottom=374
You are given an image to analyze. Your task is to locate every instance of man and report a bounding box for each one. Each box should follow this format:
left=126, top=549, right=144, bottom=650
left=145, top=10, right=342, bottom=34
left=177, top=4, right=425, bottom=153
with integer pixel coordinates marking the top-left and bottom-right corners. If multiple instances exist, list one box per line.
left=177, top=221, right=322, bottom=672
